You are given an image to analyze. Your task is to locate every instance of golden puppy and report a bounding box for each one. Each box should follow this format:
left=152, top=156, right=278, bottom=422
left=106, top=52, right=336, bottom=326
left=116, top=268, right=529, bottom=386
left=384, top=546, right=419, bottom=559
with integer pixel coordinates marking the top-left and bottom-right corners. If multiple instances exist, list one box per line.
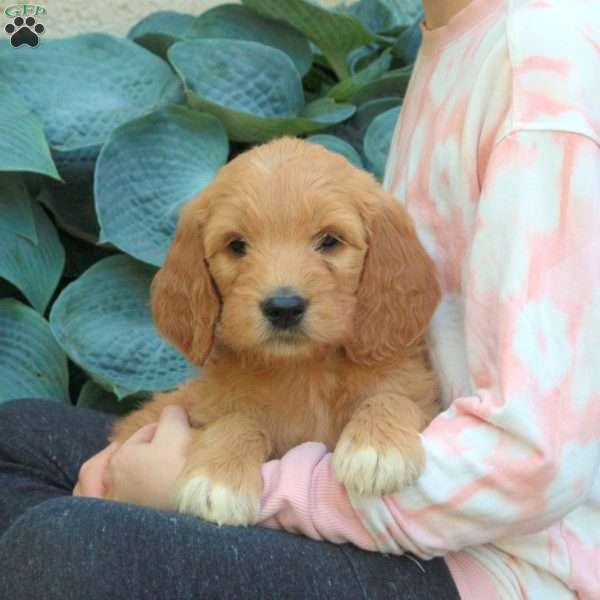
left=110, top=137, right=441, bottom=526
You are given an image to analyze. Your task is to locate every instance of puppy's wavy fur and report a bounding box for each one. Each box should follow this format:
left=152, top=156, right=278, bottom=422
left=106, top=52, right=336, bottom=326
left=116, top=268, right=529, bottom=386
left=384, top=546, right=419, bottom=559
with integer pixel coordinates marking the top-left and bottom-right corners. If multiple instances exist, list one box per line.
left=110, top=137, right=441, bottom=525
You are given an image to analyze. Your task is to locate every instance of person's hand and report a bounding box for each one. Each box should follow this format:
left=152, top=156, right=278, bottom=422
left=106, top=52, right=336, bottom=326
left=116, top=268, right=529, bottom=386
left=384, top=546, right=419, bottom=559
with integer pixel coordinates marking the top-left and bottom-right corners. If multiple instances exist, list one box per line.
left=73, top=440, right=122, bottom=498
left=75, top=405, right=192, bottom=511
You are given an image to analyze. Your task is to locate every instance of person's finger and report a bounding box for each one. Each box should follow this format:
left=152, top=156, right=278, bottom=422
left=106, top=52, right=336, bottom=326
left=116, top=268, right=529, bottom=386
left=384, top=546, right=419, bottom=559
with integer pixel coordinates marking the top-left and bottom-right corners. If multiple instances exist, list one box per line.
left=120, top=422, right=159, bottom=448
left=101, top=423, right=160, bottom=495
left=74, top=441, right=120, bottom=497
left=152, top=405, right=191, bottom=446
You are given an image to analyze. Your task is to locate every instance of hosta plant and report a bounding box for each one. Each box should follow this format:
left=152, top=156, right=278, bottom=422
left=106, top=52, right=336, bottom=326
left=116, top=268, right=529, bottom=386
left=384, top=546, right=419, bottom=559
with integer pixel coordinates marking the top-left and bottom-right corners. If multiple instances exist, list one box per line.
left=0, top=0, right=422, bottom=412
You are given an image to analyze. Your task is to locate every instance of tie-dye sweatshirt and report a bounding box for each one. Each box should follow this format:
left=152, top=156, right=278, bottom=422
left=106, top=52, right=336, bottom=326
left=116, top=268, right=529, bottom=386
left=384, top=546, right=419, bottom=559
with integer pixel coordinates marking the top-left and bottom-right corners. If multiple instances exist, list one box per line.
left=258, top=1, right=600, bottom=598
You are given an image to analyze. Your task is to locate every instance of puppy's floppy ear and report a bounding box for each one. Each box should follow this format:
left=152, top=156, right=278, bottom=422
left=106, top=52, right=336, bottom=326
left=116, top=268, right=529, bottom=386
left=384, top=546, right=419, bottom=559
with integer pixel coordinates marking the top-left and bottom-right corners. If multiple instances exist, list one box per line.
left=346, top=191, right=440, bottom=364
left=151, top=198, right=219, bottom=366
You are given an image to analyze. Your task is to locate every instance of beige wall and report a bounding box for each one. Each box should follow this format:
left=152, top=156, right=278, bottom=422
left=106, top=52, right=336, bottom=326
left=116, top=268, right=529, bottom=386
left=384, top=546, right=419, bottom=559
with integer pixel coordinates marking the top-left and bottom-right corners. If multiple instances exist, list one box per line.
left=27, top=0, right=345, bottom=38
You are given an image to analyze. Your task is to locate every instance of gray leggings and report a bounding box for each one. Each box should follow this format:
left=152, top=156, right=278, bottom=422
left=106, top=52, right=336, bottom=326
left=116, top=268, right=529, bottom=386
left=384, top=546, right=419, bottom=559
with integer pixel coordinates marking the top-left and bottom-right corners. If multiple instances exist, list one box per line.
left=0, top=399, right=460, bottom=600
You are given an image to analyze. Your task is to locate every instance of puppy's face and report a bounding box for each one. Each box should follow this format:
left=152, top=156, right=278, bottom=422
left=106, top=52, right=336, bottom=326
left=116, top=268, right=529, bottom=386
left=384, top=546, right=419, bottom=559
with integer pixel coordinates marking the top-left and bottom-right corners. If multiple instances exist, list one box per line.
left=204, top=144, right=368, bottom=359
left=152, top=137, right=440, bottom=367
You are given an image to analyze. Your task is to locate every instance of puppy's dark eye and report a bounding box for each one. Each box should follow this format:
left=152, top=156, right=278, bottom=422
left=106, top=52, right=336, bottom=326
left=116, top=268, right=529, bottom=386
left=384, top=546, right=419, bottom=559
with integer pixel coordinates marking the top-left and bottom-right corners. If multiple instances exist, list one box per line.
left=228, top=239, right=247, bottom=257
left=317, top=234, right=340, bottom=252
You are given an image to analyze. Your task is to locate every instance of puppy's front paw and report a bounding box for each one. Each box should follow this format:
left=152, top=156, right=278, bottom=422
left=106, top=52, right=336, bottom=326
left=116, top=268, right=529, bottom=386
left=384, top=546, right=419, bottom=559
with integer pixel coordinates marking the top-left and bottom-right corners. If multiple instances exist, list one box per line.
left=332, top=431, right=425, bottom=496
left=177, top=473, right=260, bottom=526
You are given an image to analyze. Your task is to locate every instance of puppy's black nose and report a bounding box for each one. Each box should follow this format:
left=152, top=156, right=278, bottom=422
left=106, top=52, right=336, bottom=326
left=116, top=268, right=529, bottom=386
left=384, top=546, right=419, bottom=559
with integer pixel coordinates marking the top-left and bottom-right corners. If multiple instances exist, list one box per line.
left=261, top=289, right=308, bottom=330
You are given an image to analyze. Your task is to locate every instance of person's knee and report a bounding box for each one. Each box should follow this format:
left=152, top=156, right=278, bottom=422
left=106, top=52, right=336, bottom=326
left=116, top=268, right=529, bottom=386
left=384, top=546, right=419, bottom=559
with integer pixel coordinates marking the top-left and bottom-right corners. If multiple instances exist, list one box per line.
left=0, top=398, right=69, bottom=457
left=0, top=496, right=96, bottom=597
left=1, top=496, right=121, bottom=560
left=2, top=495, right=75, bottom=540
left=0, top=398, right=66, bottom=427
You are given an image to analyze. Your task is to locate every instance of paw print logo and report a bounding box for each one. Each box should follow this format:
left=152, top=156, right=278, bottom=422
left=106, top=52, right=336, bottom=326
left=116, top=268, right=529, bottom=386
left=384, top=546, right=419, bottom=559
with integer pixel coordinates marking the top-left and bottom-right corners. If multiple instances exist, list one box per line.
left=5, top=16, right=45, bottom=48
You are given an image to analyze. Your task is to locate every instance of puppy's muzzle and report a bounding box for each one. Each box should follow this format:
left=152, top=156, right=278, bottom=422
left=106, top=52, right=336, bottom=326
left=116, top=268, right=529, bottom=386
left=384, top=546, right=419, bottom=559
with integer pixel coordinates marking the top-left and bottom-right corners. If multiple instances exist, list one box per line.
left=261, top=288, right=308, bottom=330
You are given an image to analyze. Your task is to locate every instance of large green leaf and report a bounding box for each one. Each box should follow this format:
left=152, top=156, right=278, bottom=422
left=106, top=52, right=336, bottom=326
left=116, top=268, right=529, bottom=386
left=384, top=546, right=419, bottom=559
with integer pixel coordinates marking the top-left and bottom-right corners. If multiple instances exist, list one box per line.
left=188, top=4, right=312, bottom=76
left=128, top=10, right=195, bottom=58
left=349, top=67, right=412, bottom=104
left=185, top=93, right=355, bottom=143
left=0, top=195, right=65, bottom=314
left=327, top=48, right=392, bottom=101
left=326, top=96, right=401, bottom=157
left=346, top=44, right=380, bottom=75
left=50, top=255, right=197, bottom=399
left=377, top=0, right=423, bottom=30
left=335, top=0, right=395, bottom=33
left=171, top=39, right=304, bottom=117
left=95, top=105, right=229, bottom=267
left=392, top=21, right=422, bottom=65
left=0, top=83, right=60, bottom=180
left=0, top=299, right=69, bottom=404
left=306, top=134, right=363, bottom=168
left=0, top=34, right=180, bottom=152
left=0, top=176, right=36, bottom=243
left=242, top=0, right=374, bottom=79
left=363, top=105, right=401, bottom=180
left=169, top=40, right=354, bottom=142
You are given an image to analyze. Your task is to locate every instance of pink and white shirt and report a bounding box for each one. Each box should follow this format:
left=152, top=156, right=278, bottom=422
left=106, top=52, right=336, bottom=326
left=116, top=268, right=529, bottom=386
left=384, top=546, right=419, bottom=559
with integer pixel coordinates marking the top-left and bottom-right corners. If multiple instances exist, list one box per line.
left=258, top=1, right=600, bottom=598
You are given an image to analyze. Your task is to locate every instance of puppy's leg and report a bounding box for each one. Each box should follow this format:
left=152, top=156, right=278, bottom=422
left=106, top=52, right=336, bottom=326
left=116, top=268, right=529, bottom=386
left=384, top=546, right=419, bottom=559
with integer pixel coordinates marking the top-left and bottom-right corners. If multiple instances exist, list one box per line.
left=176, top=413, right=272, bottom=526
left=109, top=376, right=218, bottom=444
left=109, top=389, right=189, bottom=444
left=332, top=394, right=427, bottom=496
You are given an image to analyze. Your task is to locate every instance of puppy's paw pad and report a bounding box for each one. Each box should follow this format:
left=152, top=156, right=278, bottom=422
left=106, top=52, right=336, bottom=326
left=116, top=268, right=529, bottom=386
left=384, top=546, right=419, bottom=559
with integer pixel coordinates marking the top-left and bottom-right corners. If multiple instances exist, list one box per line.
left=177, top=476, right=260, bottom=526
left=332, top=440, right=423, bottom=496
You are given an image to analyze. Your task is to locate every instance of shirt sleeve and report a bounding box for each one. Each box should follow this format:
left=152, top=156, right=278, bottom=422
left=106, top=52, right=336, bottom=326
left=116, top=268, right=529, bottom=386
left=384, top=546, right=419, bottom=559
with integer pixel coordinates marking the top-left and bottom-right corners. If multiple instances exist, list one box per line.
left=258, top=130, right=600, bottom=558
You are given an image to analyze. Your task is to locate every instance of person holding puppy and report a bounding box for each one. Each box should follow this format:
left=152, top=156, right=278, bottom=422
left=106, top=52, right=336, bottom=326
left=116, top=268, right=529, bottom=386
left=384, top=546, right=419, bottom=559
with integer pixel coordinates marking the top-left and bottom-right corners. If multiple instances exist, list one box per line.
left=1, top=1, right=598, bottom=599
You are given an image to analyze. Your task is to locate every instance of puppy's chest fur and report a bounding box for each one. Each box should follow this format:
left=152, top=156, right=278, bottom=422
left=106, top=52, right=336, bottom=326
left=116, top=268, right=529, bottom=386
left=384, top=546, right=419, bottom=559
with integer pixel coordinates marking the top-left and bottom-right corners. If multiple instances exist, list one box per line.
left=180, top=347, right=439, bottom=459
